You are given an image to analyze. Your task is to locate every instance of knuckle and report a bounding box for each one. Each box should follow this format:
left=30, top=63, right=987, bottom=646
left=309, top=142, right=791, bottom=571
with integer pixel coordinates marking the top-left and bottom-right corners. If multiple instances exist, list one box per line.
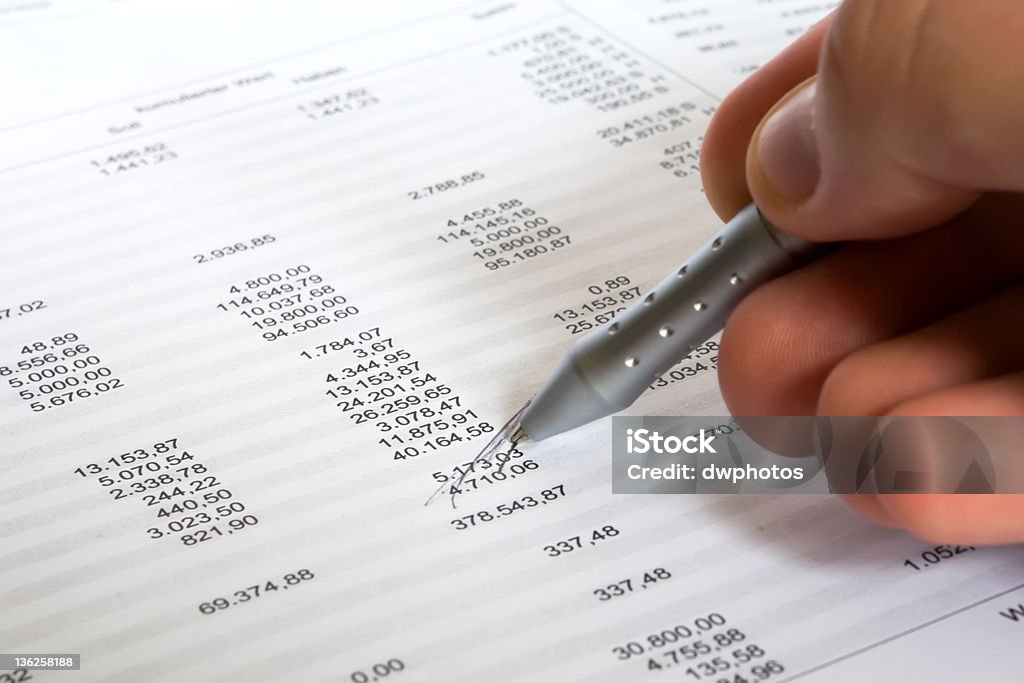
left=823, top=2, right=934, bottom=120
left=823, top=0, right=980, bottom=172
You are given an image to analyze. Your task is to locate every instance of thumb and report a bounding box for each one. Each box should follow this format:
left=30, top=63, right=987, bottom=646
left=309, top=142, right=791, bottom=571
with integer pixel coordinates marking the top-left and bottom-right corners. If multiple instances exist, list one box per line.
left=747, top=0, right=1024, bottom=240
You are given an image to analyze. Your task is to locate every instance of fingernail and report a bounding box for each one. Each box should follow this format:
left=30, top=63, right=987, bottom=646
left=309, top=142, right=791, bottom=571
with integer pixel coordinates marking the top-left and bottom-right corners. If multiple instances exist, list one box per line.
left=756, top=81, right=820, bottom=201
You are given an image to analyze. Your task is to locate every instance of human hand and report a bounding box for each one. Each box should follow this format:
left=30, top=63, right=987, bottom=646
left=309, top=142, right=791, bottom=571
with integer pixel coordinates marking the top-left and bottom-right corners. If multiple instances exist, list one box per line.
left=701, top=0, right=1024, bottom=543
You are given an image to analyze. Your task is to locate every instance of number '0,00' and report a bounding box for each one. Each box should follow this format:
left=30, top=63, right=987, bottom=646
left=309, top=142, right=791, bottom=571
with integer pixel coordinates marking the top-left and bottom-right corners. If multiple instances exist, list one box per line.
left=351, top=659, right=404, bottom=682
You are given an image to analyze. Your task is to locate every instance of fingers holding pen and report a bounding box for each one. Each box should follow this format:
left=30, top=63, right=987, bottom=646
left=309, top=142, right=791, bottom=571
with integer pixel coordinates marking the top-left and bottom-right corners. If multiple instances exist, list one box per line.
left=707, top=0, right=1024, bottom=408
left=718, top=193, right=1024, bottom=417
left=718, top=195, right=1024, bottom=541
left=702, top=0, right=1024, bottom=542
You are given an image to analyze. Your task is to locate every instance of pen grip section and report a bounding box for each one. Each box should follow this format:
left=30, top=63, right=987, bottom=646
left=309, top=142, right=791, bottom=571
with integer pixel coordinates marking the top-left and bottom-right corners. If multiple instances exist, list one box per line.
left=573, top=204, right=810, bottom=407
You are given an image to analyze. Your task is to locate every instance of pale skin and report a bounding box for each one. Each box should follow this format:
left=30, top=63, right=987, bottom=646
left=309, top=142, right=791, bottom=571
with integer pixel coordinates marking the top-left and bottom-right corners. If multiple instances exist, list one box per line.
left=701, top=0, right=1024, bottom=544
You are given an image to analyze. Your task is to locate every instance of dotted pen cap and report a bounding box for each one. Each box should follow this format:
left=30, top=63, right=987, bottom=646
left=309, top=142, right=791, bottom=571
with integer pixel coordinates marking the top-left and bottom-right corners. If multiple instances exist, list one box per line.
left=520, top=203, right=822, bottom=441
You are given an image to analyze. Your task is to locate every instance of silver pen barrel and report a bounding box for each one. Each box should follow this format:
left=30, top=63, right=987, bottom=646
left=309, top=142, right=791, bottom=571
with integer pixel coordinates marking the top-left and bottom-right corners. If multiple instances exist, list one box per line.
left=519, top=203, right=824, bottom=441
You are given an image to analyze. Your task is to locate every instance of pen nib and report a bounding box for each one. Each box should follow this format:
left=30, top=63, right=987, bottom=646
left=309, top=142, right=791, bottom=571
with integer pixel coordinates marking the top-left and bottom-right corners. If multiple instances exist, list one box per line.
left=510, top=424, right=528, bottom=445
left=424, top=400, right=530, bottom=509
